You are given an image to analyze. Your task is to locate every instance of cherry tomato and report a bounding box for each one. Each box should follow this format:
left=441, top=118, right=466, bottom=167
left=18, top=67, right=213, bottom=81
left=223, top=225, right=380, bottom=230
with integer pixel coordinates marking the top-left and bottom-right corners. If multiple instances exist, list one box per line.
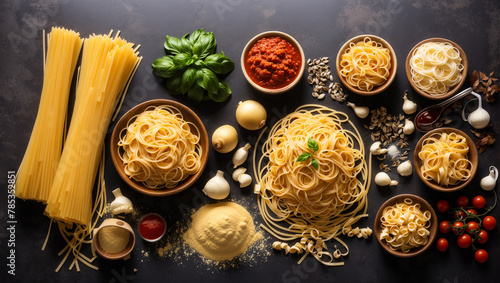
left=456, top=196, right=469, bottom=207
left=439, top=220, right=451, bottom=234
left=477, top=230, right=488, bottom=244
left=466, top=208, right=478, bottom=215
left=436, top=200, right=450, bottom=213
left=453, top=210, right=466, bottom=220
left=472, top=196, right=486, bottom=210
left=483, top=216, right=497, bottom=231
left=436, top=238, right=449, bottom=252
left=452, top=221, right=465, bottom=235
left=457, top=234, right=472, bottom=248
left=466, top=221, right=479, bottom=234
left=475, top=249, right=488, bottom=263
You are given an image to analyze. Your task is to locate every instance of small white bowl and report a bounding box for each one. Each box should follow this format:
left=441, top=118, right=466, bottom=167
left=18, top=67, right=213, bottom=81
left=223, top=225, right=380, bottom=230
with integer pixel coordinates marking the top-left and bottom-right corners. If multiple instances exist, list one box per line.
left=241, top=31, right=305, bottom=94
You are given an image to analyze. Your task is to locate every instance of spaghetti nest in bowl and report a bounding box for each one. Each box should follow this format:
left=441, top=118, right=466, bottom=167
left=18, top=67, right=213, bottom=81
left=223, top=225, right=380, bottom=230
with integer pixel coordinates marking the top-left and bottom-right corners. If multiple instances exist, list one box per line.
left=118, top=105, right=203, bottom=190
left=254, top=104, right=372, bottom=266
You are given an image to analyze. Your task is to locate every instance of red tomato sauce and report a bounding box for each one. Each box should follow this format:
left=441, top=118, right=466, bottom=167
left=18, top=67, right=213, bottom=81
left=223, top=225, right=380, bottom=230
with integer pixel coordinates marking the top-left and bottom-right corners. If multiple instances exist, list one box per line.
left=139, top=213, right=166, bottom=240
left=245, top=37, right=302, bottom=89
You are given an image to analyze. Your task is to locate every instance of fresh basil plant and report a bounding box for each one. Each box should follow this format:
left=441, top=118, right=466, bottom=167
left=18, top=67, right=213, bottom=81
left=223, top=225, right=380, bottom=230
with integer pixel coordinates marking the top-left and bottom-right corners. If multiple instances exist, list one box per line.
left=152, top=29, right=234, bottom=103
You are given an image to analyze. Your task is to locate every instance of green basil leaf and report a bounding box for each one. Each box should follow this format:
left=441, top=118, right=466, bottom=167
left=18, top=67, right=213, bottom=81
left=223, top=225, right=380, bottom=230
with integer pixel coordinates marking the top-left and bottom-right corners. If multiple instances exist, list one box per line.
left=204, top=53, right=235, bottom=74
left=164, top=35, right=183, bottom=55
left=151, top=56, right=178, bottom=78
left=194, top=59, right=205, bottom=67
left=311, top=158, right=319, bottom=170
left=192, top=32, right=216, bottom=59
left=308, top=138, right=319, bottom=152
left=173, top=53, right=191, bottom=66
left=189, top=29, right=205, bottom=45
left=195, top=68, right=219, bottom=94
left=181, top=67, right=197, bottom=94
left=180, top=36, right=193, bottom=55
left=187, top=84, right=205, bottom=104
left=166, top=73, right=183, bottom=95
left=296, top=153, right=312, bottom=162
left=208, top=81, right=232, bottom=102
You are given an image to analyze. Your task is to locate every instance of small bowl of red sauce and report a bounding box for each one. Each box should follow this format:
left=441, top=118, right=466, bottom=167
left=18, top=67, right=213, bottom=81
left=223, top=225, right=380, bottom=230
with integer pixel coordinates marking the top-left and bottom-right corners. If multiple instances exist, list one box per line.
left=138, top=213, right=166, bottom=242
left=241, top=31, right=305, bottom=94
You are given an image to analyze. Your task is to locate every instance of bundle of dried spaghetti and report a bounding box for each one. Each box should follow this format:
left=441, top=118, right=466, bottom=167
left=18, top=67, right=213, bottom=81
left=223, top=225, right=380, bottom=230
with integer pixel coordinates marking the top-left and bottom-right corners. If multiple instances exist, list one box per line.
left=45, top=31, right=141, bottom=227
left=15, top=27, right=83, bottom=202
left=253, top=104, right=371, bottom=266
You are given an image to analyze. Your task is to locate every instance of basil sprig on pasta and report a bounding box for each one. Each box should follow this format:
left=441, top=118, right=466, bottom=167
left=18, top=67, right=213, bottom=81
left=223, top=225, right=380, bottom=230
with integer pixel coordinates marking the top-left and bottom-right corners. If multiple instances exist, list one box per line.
left=152, top=29, right=235, bottom=103
left=296, top=138, right=319, bottom=169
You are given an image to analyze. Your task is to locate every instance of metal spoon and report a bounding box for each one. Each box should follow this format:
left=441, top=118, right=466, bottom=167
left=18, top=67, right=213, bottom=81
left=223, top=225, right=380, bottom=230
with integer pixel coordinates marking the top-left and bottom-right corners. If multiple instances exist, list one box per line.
left=415, top=87, right=472, bottom=132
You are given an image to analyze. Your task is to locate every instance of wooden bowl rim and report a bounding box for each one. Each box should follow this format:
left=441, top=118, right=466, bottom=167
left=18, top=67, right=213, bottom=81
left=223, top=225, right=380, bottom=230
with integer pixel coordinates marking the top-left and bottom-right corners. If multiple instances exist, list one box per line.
left=110, top=99, right=209, bottom=197
left=413, top=127, right=478, bottom=192
left=92, top=218, right=136, bottom=260
left=240, top=30, right=305, bottom=94
left=373, top=194, right=438, bottom=258
left=335, top=34, right=398, bottom=96
left=405, top=37, right=468, bottom=100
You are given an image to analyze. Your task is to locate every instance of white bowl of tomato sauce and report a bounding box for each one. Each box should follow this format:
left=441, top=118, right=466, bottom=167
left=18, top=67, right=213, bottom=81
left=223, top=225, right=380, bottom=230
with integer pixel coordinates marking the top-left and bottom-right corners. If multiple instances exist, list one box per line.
left=241, top=31, right=305, bottom=94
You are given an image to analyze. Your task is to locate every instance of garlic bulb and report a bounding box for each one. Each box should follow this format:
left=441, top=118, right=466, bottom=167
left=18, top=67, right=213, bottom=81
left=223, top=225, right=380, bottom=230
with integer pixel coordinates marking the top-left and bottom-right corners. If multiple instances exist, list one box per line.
left=232, top=167, right=247, bottom=181
left=462, top=92, right=490, bottom=129
left=403, top=119, right=415, bottom=135
left=236, top=100, right=267, bottom=130
left=375, top=172, right=398, bottom=186
left=232, top=143, right=251, bottom=168
left=370, top=141, right=388, bottom=155
left=480, top=166, right=498, bottom=191
left=402, top=92, right=417, bottom=114
left=203, top=170, right=230, bottom=200
left=237, top=173, right=253, bottom=188
left=397, top=160, right=413, bottom=176
left=347, top=102, right=369, bottom=119
left=109, top=188, right=133, bottom=215
left=212, top=125, right=238, bottom=153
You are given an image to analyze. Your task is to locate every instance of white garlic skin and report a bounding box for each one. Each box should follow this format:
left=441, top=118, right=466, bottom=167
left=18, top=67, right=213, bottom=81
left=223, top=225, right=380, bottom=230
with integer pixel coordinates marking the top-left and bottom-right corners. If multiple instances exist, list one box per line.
left=467, top=108, right=490, bottom=129
left=370, top=141, right=388, bottom=155
left=375, top=172, right=398, bottom=186
left=232, top=167, right=247, bottom=181
left=232, top=143, right=251, bottom=168
left=402, top=92, right=417, bottom=115
left=403, top=119, right=415, bottom=135
left=347, top=102, right=369, bottom=119
left=203, top=170, right=230, bottom=200
left=109, top=188, right=133, bottom=215
left=480, top=166, right=498, bottom=191
left=238, top=173, right=253, bottom=188
left=397, top=160, right=413, bottom=176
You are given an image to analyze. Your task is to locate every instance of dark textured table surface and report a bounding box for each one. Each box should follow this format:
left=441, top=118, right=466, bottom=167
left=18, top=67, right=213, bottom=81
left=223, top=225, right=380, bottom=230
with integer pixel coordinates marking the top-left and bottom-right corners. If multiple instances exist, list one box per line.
left=1, top=0, right=499, bottom=282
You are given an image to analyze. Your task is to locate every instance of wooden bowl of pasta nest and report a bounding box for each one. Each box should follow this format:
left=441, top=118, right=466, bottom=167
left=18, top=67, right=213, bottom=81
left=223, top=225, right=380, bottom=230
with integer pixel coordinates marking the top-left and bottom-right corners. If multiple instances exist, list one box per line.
left=413, top=127, right=478, bottom=192
left=110, top=99, right=209, bottom=197
left=336, top=34, right=397, bottom=96
left=405, top=38, right=468, bottom=100
left=374, top=194, right=438, bottom=258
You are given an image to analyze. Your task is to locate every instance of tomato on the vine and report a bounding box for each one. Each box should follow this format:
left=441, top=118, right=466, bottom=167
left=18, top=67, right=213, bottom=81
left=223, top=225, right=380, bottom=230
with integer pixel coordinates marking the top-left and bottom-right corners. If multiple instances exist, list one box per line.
left=439, top=220, right=451, bottom=234
left=437, top=200, right=450, bottom=213
left=454, top=210, right=466, bottom=220
left=457, top=234, right=472, bottom=248
left=457, top=196, right=469, bottom=207
left=452, top=221, right=465, bottom=235
left=477, top=230, right=488, bottom=244
left=466, top=221, right=479, bottom=234
left=472, top=196, right=486, bottom=210
left=436, top=238, right=449, bottom=252
left=466, top=208, right=478, bottom=216
left=483, top=216, right=496, bottom=231
left=475, top=249, right=488, bottom=263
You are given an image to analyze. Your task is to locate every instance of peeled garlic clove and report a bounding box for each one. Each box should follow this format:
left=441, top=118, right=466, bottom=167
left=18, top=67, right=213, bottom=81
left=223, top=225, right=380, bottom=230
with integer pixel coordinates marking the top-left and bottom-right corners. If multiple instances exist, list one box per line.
left=403, top=119, right=415, bottom=135
left=203, top=170, right=230, bottom=200
left=370, top=141, right=388, bottom=155
left=480, top=166, right=498, bottom=191
left=402, top=92, right=417, bottom=115
left=238, top=173, right=252, bottom=188
left=347, top=102, right=369, bottom=119
left=375, top=172, right=398, bottom=186
left=232, top=143, right=251, bottom=168
left=232, top=167, right=247, bottom=181
left=397, top=160, right=413, bottom=176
